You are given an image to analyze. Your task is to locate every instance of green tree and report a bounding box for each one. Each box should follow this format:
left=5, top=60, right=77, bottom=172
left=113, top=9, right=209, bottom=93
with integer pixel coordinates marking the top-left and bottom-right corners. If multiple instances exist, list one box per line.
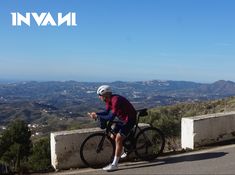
left=0, top=120, right=32, bottom=173
left=28, top=137, right=52, bottom=172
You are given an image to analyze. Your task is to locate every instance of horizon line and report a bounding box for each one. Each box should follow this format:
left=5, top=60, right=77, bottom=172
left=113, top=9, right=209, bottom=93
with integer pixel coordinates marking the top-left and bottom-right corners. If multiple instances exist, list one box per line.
left=0, top=78, right=232, bottom=84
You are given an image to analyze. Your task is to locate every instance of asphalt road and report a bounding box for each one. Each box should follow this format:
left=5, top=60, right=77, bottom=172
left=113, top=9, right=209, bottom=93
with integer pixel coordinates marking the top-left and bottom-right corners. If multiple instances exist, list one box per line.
left=50, top=144, right=235, bottom=175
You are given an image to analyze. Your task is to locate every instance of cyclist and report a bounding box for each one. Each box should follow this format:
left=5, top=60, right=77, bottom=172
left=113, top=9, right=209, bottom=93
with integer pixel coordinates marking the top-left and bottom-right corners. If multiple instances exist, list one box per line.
left=88, top=85, right=137, bottom=171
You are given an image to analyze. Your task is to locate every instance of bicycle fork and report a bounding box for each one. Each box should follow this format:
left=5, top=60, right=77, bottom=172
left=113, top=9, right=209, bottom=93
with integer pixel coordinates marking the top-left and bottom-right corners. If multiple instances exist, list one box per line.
left=96, top=135, right=106, bottom=153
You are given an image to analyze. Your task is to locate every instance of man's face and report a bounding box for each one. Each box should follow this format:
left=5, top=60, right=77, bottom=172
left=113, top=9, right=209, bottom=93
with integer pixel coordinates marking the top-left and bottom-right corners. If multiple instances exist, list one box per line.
left=98, top=95, right=105, bottom=102
left=98, top=94, right=110, bottom=102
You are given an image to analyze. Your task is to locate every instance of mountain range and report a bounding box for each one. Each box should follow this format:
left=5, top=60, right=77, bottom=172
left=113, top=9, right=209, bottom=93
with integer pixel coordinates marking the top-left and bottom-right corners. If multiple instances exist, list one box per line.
left=0, top=79, right=235, bottom=128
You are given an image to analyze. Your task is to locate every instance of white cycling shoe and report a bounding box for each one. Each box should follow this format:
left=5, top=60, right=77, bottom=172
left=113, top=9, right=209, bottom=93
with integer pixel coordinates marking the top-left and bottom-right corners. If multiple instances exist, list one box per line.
left=102, top=164, right=118, bottom=171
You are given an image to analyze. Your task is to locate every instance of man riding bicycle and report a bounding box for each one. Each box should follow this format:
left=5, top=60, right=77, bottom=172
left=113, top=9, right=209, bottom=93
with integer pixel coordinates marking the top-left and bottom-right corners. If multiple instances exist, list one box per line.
left=88, top=85, right=137, bottom=171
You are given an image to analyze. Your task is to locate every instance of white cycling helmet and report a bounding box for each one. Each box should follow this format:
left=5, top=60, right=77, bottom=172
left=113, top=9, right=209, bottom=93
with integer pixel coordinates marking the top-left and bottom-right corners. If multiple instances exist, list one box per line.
left=97, top=85, right=112, bottom=96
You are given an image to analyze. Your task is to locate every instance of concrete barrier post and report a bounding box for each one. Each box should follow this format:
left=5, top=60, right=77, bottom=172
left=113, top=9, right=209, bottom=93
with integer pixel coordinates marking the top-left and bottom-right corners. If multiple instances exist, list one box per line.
left=181, top=112, right=235, bottom=149
left=51, top=128, right=102, bottom=170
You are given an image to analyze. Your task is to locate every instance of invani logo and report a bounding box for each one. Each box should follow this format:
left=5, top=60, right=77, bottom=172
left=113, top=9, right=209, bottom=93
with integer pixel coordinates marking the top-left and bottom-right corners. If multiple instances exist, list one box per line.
left=11, top=12, right=77, bottom=27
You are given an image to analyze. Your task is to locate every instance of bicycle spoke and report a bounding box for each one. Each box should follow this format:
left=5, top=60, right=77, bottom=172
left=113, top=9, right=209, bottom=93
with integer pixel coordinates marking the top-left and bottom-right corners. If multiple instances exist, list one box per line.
left=80, top=133, right=115, bottom=168
left=135, top=127, right=165, bottom=161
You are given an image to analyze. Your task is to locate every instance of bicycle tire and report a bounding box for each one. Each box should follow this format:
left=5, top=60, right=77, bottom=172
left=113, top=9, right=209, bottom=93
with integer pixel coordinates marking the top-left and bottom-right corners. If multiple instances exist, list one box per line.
left=80, top=133, right=115, bottom=169
left=135, top=127, right=165, bottom=161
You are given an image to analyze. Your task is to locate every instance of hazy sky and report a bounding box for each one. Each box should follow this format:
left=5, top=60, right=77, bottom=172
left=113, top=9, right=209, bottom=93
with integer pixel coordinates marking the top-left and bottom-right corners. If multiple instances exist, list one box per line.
left=0, top=0, right=235, bottom=82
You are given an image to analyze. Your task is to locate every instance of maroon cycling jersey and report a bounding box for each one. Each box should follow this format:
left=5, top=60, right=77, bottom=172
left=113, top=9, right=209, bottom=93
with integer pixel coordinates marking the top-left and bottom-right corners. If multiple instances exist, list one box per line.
left=105, top=94, right=137, bottom=123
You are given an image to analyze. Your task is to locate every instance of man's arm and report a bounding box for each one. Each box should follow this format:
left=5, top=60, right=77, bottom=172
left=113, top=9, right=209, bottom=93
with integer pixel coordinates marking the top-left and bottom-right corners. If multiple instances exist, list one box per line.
left=96, top=110, right=116, bottom=121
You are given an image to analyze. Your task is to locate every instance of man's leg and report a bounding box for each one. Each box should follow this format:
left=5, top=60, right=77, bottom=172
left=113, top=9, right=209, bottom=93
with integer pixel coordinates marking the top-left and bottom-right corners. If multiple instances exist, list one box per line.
left=110, top=124, right=123, bottom=158
left=112, top=133, right=123, bottom=166
left=103, top=130, right=122, bottom=171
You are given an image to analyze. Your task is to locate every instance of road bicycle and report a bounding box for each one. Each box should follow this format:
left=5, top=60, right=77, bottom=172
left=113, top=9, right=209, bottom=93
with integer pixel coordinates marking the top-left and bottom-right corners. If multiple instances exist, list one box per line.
left=80, top=108, right=165, bottom=168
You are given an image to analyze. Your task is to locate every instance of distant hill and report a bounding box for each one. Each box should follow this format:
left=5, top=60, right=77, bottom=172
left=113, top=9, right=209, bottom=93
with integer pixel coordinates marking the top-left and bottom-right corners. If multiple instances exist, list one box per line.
left=198, top=80, right=235, bottom=95
left=1, top=80, right=235, bottom=108
left=1, top=79, right=235, bottom=132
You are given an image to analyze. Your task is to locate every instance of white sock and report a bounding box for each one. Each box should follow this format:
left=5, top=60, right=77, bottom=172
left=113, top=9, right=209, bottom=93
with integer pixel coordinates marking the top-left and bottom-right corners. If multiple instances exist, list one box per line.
left=112, top=156, right=120, bottom=166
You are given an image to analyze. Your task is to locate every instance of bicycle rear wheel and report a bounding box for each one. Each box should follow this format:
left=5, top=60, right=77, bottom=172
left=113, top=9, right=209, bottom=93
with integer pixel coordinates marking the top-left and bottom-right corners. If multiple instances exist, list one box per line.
left=135, top=127, right=165, bottom=161
left=80, top=133, right=115, bottom=168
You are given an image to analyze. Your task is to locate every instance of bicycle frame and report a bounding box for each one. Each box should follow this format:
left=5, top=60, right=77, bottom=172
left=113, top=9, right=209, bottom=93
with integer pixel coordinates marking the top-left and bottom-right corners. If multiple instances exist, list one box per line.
left=103, top=109, right=149, bottom=151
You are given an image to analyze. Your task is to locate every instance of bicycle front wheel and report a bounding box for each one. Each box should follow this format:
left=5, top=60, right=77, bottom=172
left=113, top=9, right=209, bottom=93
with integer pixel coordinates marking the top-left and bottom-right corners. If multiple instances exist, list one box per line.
left=135, top=127, right=165, bottom=161
left=80, top=133, right=115, bottom=168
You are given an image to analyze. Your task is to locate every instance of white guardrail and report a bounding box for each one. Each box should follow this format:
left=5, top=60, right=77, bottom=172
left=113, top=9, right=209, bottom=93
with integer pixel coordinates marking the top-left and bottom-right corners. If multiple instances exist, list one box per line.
left=181, top=111, right=235, bottom=149
left=50, top=123, right=149, bottom=170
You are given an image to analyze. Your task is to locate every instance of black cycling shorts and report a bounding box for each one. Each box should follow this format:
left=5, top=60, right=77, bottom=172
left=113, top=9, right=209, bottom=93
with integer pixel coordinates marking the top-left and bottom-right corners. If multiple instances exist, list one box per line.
left=112, top=119, right=136, bottom=137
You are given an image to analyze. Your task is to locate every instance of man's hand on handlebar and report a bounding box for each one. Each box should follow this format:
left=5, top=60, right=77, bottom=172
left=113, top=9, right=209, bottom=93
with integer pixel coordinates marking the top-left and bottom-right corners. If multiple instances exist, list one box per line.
left=87, top=112, right=97, bottom=120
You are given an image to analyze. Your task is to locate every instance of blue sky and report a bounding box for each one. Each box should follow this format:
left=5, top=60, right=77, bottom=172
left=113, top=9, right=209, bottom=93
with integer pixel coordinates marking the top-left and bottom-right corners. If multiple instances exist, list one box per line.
left=0, top=0, right=235, bottom=83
